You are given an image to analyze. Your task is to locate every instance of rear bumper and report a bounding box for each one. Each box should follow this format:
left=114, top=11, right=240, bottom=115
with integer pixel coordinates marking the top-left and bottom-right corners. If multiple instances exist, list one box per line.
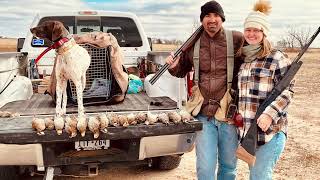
left=0, top=143, right=44, bottom=167
left=0, top=132, right=198, bottom=168
left=139, top=133, right=196, bottom=160
left=0, top=122, right=202, bottom=167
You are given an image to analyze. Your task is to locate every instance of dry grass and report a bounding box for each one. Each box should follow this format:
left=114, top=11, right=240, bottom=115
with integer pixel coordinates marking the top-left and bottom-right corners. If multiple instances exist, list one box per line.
left=152, top=43, right=180, bottom=52
left=0, top=38, right=17, bottom=52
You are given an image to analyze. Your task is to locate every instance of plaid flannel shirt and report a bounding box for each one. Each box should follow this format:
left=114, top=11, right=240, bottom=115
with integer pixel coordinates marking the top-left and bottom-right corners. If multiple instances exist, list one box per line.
left=238, top=50, right=294, bottom=145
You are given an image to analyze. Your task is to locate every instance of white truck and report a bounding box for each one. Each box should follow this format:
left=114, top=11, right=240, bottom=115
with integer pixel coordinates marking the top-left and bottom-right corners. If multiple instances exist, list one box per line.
left=0, top=11, right=202, bottom=179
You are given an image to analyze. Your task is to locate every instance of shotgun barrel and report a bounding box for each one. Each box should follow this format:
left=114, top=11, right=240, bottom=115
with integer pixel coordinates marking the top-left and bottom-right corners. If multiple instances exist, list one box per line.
left=149, top=26, right=204, bottom=85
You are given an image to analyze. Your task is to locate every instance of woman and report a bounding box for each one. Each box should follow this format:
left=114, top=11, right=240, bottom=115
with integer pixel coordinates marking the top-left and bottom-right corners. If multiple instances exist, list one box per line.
left=237, top=0, right=294, bottom=179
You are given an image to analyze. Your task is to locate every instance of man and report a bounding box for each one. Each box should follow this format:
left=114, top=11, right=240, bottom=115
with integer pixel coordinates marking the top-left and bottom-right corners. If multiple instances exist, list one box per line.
left=166, top=1, right=243, bottom=179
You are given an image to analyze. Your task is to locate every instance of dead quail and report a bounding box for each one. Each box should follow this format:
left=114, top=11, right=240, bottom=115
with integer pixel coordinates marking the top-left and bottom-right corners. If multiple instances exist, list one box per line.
left=10, top=112, right=20, bottom=118
left=179, top=109, right=192, bottom=123
left=54, top=115, right=65, bottom=135
left=88, top=116, right=101, bottom=139
left=135, top=112, right=147, bottom=124
left=44, top=116, right=55, bottom=130
left=77, top=115, right=87, bottom=137
left=168, top=111, right=181, bottom=124
left=98, top=113, right=109, bottom=133
left=0, top=111, right=11, bottom=118
left=107, top=112, right=120, bottom=127
left=127, top=113, right=137, bottom=125
left=145, top=111, right=158, bottom=125
left=158, top=112, right=170, bottom=125
left=65, top=115, right=78, bottom=138
left=118, top=114, right=129, bottom=127
left=32, top=116, right=46, bottom=135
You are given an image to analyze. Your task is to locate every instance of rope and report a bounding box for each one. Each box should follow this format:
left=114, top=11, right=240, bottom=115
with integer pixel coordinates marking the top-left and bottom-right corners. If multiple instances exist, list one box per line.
left=0, top=59, right=30, bottom=94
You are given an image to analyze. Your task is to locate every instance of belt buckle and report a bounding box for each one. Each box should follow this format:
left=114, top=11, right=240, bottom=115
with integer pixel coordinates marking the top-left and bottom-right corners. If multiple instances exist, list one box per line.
left=208, top=99, right=215, bottom=105
left=208, top=99, right=220, bottom=107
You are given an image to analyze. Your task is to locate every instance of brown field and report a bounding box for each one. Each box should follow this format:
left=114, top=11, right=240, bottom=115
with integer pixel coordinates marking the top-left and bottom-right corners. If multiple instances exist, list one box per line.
left=152, top=43, right=180, bottom=52
left=0, top=38, right=17, bottom=52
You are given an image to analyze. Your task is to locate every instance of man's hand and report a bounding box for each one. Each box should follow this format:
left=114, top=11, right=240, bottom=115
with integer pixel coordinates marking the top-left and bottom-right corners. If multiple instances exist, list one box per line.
left=165, top=52, right=180, bottom=69
left=257, top=113, right=272, bottom=132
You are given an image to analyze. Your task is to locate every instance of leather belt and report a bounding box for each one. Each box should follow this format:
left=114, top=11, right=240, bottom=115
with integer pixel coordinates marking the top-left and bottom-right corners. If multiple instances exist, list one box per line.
left=208, top=98, right=221, bottom=107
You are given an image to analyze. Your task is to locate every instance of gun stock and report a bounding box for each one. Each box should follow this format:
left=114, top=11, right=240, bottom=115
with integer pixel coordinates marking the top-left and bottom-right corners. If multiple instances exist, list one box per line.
left=236, top=26, right=320, bottom=165
left=149, top=26, right=204, bottom=85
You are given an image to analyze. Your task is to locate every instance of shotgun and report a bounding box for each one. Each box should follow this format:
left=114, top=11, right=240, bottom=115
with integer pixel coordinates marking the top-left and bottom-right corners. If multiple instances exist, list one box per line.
left=236, top=26, right=320, bottom=166
left=149, top=26, right=204, bottom=85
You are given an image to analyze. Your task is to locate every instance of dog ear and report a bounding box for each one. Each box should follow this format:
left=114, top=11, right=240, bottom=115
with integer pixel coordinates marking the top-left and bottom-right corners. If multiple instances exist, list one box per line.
left=52, top=21, right=69, bottom=41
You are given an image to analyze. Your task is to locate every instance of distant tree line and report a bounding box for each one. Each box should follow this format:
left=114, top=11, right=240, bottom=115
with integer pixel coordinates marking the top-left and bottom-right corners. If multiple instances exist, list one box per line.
left=276, top=26, right=313, bottom=50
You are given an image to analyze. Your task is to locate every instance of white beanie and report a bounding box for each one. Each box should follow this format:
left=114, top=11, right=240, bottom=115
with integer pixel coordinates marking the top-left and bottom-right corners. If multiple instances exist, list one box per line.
left=244, top=0, right=271, bottom=36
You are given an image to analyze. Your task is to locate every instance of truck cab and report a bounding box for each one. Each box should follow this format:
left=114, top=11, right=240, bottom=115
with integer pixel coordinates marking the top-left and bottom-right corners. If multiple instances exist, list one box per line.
left=23, top=11, right=151, bottom=74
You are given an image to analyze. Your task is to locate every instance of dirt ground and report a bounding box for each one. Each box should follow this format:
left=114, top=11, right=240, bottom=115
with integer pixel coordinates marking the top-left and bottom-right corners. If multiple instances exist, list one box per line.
left=32, top=51, right=317, bottom=180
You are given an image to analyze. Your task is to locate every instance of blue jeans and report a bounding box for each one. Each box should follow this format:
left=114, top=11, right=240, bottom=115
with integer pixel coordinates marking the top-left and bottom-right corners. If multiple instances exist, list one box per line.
left=250, top=132, right=286, bottom=180
left=195, top=114, right=238, bottom=180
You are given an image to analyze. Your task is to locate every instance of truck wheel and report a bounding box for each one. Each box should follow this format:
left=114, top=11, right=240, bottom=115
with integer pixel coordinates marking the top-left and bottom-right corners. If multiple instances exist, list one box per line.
left=152, top=154, right=182, bottom=170
left=0, top=166, right=19, bottom=180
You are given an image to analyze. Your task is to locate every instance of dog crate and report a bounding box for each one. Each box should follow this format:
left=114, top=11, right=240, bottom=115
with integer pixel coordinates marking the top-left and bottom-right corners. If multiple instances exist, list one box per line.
left=67, top=44, right=115, bottom=105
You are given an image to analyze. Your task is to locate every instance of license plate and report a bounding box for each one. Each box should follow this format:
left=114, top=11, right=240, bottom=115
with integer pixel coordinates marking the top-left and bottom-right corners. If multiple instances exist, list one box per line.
left=75, top=140, right=110, bottom=151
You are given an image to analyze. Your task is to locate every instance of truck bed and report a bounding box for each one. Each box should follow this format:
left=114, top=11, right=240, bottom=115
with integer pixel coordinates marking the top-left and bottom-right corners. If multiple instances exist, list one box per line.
left=0, top=93, right=202, bottom=144
left=1, top=92, right=177, bottom=116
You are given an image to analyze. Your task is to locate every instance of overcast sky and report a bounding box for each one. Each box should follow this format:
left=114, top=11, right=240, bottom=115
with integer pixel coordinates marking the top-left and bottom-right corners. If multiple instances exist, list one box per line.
left=0, top=0, right=319, bottom=47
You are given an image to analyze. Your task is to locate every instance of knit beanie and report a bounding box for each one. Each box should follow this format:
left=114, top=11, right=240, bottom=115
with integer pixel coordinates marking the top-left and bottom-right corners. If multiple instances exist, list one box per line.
left=200, top=1, right=225, bottom=22
left=244, top=0, right=271, bottom=36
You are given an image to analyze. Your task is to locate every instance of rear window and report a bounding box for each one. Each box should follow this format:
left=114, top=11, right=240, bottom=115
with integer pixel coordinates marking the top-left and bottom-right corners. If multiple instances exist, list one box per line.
left=31, top=16, right=142, bottom=47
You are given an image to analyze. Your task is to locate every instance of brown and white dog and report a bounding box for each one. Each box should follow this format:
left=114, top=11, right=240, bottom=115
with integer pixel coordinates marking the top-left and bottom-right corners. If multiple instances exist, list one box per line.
left=30, top=21, right=90, bottom=119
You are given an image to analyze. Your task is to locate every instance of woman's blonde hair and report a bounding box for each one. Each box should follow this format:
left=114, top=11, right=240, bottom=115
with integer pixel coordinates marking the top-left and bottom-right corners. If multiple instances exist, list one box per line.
left=236, top=36, right=272, bottom=59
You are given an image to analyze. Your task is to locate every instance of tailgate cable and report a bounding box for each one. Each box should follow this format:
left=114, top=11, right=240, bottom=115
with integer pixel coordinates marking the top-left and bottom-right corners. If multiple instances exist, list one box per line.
left=0, top=56, right=29, bottom=95
left=0, top=75, right=16, bottom=95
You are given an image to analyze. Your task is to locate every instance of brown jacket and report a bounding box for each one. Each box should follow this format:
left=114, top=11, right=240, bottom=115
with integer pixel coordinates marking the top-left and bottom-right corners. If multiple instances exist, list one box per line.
left=169, top=28, right=243, bottom=117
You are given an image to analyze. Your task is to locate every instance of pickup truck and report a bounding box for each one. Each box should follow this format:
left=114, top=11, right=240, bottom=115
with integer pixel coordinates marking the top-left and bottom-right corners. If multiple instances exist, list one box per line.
left=0, top=11, right=202, bottom=179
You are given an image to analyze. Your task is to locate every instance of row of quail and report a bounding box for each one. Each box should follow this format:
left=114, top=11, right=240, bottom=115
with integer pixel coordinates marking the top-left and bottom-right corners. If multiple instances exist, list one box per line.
left=31, top=110, right=192, bottom=137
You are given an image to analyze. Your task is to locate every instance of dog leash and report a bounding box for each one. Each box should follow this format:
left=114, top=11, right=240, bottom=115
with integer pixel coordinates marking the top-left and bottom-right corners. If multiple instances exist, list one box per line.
left=34, top=37, right=70, bottom=64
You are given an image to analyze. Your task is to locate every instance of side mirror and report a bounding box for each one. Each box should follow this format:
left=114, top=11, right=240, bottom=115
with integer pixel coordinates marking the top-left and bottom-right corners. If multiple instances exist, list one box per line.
left=147, top=37, right=152, bottom=51
left=17, top=38, right=25, bottom=52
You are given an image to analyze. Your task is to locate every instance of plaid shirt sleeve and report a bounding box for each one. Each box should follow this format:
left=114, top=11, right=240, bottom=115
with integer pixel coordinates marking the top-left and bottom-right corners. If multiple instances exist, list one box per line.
left=263, top=51, right=294, bottom=123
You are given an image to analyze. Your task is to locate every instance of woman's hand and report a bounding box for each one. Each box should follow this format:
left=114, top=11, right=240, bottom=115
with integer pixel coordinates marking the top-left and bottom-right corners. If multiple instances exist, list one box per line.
left=257, top=113, right=273, bottom=132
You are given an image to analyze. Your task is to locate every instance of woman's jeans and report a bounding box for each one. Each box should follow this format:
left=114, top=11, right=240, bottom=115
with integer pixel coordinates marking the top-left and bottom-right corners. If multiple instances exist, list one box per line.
left=195, top=114, right=238, bottom=180
left=250, top=131, right=286, bottom=180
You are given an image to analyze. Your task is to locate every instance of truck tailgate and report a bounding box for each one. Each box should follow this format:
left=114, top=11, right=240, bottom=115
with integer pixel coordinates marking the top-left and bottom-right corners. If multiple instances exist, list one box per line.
left=0, top=117, right=202, bottom=144
left=0, top=93, right=202, bottom=144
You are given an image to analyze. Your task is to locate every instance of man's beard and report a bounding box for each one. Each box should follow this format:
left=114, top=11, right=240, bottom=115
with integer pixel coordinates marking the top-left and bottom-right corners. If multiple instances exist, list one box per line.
left=207, top=24, right=219, bottom=34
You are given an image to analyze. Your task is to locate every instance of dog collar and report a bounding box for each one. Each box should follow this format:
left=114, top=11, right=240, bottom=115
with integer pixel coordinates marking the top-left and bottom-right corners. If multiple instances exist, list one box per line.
left=52, top=37, right=70, bottom=49
left=56, top=39, right=77, bottom=55
left=34, top=37, right=70, bottom=64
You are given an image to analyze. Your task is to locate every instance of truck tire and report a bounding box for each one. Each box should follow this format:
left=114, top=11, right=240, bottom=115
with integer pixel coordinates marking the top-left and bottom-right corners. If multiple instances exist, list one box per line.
left=152, top=154, right=182, bottom=170
left=0, top=166, right=19, bottom=180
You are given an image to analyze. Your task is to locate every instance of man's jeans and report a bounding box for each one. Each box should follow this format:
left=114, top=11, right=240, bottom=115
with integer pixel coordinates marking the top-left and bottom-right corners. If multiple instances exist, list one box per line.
left=250, top=132, right=286, bottom=180
left=195, top=114, right=238, bottom=180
